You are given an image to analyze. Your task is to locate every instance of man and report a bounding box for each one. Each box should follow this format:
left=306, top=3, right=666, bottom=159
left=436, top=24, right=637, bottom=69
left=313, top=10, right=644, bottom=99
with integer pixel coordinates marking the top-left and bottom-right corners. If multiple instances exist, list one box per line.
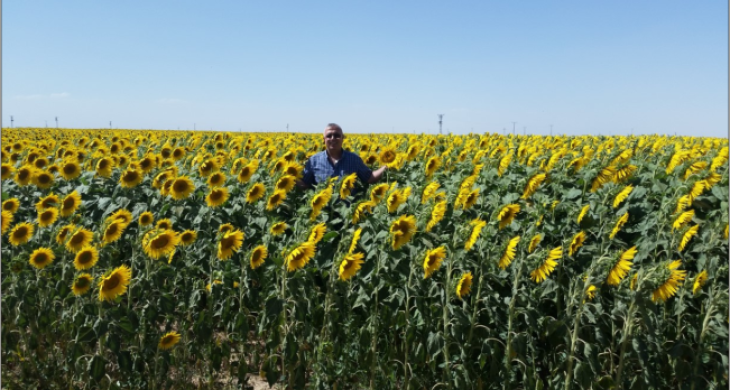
left=298, top=123, right=387, bottom=191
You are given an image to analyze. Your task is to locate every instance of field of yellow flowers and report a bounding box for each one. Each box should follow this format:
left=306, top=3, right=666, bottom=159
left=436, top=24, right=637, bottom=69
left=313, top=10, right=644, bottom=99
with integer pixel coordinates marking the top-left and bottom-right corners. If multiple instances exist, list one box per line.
left=1, top=128, right=728, bottom=390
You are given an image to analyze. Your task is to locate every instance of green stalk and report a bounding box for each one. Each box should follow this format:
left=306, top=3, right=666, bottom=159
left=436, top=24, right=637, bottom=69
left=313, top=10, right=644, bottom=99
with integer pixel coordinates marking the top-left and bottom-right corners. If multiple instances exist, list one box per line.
left=504, top=260, right=524, bottom=390
left=442, top=258, right=453, bottom=388
left=403, top=264, right=415, bottom=390
left=691, top=296, right=716, bottom=390
left=564, top=279, right=586, bottom=390
left=369, top=249, right=384, bottom=390
left=615, top=297, right=637, bottom=390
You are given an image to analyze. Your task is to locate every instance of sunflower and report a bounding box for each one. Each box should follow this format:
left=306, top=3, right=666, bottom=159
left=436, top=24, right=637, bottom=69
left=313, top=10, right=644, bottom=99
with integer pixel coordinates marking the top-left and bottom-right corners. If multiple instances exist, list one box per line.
left=207, top=172, right=226, bottom=188
left=609, top=212, right=629, bottom=239
left=218, top=229, right=244, bottom=260
left=250, top=245, right=268, bottom=269
left=499, top=236, right=520, bottom=269
left=1, top=210, right=14, bottom=234
left=144, top=230, right=179, bottom=259
left=606, top=246, right=637, bottom=286
left=692, top=270, right=708, bottom=295
left=591, top=165, right=616, bottom=192
left=138, top=156, right=157, bottom=174
left=421, top=181, right=440, bottom=204
left=266, top=190, right=287, bottom=211
left=98, top=265, right=132, bottom=302
left=9, top=223, right=34, bottom=246
left=425, top=156, right=440, bottom=177
left=613, top=185, right=634, bottom=208
left=498, top=154, right=513, bottom=177
left=72, top=273, right=94, bottom=296
left=179, top=230, right=198, bottom=246
left=95, top=157, right=114, bottom=177
left=528, top=234, right=542, bottom=253
left=458, top=188, right=480, bottom=210
left=206, top=187, right=229, bottom=208
left=497, top=204, right=520, bottom=230
left=15, top=165, right=35, bottom=186
left=652, top=260, right=687, bottom=303
left=678, top=224, right=699, bottom=252
left=687, top=180, right=706, bottom=201
left=74, top=246, right=100, bottom=270
left=158, top=331, right=182, bottom=350
left=339, top=252, right=365, bottom=281
left=386, top=187, right=411, bottom=213
left=119, top=168, right=143, bottom=188
left=237, top=163, right=257, bottom=184
left=1, top=163, right=14, bottom=180
left=170, top=176, right=195, bottom=200
left=156, top=218, right=173, bottom=230
left=576, top=205, right=590, bottom=224
left=585, top=285, right=597, bottom=300
left=352, top=200, right=376, bottom=224
left=530, top=247, right=561, bottom=283
left=672, top=209, right=694, bottom=231
left=423, top=246, right=446, bottom=279
left=370, top=183, right=389, bottom=203
left=101, top=221, right=125, bottom=245
left=109, top=209, right=133, bottom=227
left=522, top=173, right=546, bottom=199
left=339, top=173, right=358, bottom=199
left=270, top=222, right=288, bottom=236
left=308, top=223, right=327, bottom=244
left=139, top=211, right=154, bottom=226
left=66, top=228, right=94, bottom=253
left=379, top=146, right=397, bottom=166
left=456, top=272, right=473, bottom=299
left=153, top=171, right=171, bottom=189
left=286, top=242, right=316, bottom=272
left=390, top=215, right=417, bottom=250
left=198, top=159, right=219, bottom=177
left=276, top=175, right=297, bottom=194
left=60, top=191, right=82, bottom=217
left=37, top=207, right=59, bottom=228
left=219, top=223, right=235, bottom=234
left=55, top=223, right=75, bottom=244
left=349, top=228, right=362, bottom=254
left=426, top=200, right=448, bottom=232
left=59, top=161, right=81, bottom=181
left=242, top=183, right=264, bottom=204
left=3, top=198, right=20, bottom=214
left=465, top=219, right=486, bottom=251
left=32, top=170, right=55, bottom=189
left=29, top=247, right=55, bottom=270
left=569, top=231, right=586, bottom=256
left=310, top=186, right=333, bottom=221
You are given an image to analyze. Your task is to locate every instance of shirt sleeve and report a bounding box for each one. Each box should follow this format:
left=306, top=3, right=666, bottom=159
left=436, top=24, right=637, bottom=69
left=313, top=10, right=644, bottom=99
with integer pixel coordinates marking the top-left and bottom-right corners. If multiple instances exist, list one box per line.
left=302, top=158, right=316, bottom=187
left=351, top=154, right=373, bottom=184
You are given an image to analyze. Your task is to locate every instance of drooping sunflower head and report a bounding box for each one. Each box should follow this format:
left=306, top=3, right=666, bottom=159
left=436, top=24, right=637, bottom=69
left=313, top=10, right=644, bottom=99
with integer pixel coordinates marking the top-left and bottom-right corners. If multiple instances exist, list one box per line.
left=389, top=215, right=417, bottom=250
left=270, top=222, right=288, bottom=236
left=370, top=183, right=389, bottom=203
left=109, top=209, right=133, bottom=227
left=179, top=230, right=198, bottom=246
left=29, top=247, right=55, bottom=270
left=1, top=210, right=14, bottom=234
left=72, top=273, right=94, bottom=296
left=339, top=252, right=365, bottom=281
left=308, top=223, right=327, bottom=245
left=425, top=156, right=441, bottom=177
left=339, top=173, right=358, bottom=199
left=456, top=272, right=473, bottom=299
left=606, top=246, right=637, bottom=286
left=206, top=187, right=230, bottom=208
left=692, top=270, right=708, bottom=295
left=498, top=236, right=521, bottom=270
left=465, top=219, right=487, bottom=251
left=98, top=265, right=132, bottom=302
left=9, top=222, right=34, bottom=246
left=651, top=260, right=687, bottom=303
left=352, top=200, right=376, bottom=224
left=246, top=183, right=266, bottom=204
left=266, top=190, right=287, bottom=211
left=74, top=246, right=100, bottom=270
left=158, top=331, right=181, bottom=350
left=423, top=246, right=447, bottom=279
left=497, top=204, right=520, bottom=230
left=102, top=221, right=126, bottom=245
left=250, top=245, right=268, bottom=269
left=95, top=157, right=114, bottom=177
left=218, top=229, right=244, bottom=260
left=60, top=191, right=82, bottom=217
left=530, top=247, right=562, bottom=283
left=286, top=241, right=316, bottom=272
left=170, top=176, right=195, bottom=200
left=569, top=231, right=587, bottom=256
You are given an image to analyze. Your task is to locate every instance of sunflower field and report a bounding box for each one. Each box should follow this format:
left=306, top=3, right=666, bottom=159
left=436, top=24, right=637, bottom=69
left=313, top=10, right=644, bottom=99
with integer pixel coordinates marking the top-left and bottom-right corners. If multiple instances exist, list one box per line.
left=1, top=128, right=728, bottom=390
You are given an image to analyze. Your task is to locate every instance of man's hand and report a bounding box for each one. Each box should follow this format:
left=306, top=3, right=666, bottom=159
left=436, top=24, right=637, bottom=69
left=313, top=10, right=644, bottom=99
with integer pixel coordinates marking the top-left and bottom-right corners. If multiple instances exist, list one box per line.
left=368, top=165, right=388, bottom=184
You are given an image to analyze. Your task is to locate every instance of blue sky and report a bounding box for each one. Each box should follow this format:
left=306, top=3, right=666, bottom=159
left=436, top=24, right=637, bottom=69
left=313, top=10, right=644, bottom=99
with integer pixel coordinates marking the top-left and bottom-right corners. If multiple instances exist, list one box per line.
left=3, top=1, right=727, bottom=137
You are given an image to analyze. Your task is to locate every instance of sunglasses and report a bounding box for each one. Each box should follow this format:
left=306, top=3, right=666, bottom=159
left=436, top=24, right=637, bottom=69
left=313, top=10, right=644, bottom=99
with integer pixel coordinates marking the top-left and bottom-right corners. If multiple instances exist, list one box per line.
left=325, top=134, right=343, bottom=139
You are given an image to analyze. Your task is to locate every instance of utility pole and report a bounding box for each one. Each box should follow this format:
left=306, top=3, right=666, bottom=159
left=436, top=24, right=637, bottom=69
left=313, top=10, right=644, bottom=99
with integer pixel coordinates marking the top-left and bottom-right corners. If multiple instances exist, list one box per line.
left=194, top=123, right=196, bottom=131
left=286, top=123, right=289, bottom=133
left=45, top=120, right=48, bottom=128
left=438, top=114, right=444, bottom=135
left=55, top=117, right=58, bottom=128
left=512, top=122, right=516, bottom=135
left=110, top=121, right=112, bottom=129
left=10, top=116, right=13, bottom=128
left=523, top=127, right=526, bottom=136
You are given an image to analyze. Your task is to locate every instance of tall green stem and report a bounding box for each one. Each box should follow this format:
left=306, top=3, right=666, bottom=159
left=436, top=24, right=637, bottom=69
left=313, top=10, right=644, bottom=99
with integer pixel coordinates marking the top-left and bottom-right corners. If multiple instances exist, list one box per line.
left=615, top=297, right=637, bottom=390
left=504, top=261, right=524, bottom=390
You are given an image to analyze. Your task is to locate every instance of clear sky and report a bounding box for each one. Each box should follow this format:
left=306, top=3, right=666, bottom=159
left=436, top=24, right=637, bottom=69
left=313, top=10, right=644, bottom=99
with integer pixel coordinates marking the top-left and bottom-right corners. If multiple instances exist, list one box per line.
left=2, top=1, right=728, bottom=138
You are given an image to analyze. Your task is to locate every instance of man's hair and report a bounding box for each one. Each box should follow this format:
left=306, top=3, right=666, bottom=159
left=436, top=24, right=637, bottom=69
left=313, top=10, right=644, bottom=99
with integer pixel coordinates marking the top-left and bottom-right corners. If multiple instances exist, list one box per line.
left=325, top=123, right=343, bottom=134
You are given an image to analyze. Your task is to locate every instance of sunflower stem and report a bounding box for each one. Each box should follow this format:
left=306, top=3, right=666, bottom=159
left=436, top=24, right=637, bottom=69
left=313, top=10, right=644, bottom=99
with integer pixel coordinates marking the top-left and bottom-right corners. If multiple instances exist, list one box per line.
left=442, top=257, right=453, bottom=388
left=614, top=296, right=637, bottom=390
left=403, top=261, right=415, bottom=390
left=564, top=278, right=586, bottom=390
left=504, top=259, right=524, bottom=390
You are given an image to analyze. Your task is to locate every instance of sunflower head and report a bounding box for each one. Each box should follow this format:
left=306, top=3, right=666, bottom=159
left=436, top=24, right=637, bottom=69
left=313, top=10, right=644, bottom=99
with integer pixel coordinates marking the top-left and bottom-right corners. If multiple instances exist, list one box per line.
left=246, top=183, right=266, bottom=204
left=60, top=191, right=82, bottom=217
left=250, top=245, right=268, bottom=269
left=266, top=190, right=287, bottom=211
left=218, top=230, right=244, bottom=260
left=3, top=198, right=20, bottom=214
left=158, top=331, right=182, bottom=350
left=456, top=272, right=473, bottom=299
left=179, top=230, right=198, bottom=246
left=139, top=211, right=154, bottom=226
left=98, top=265, right=132, bottom=302
left=144, top=230, right=180, bottom=259
left=207, top=172, right=227, bottom=188
left=286, top=242, right=316, bottom=272
left=66, top=228, right=94, bottom=253
left=390, top=215, right=417, bottom=250
left=29, top=247, right=55, bottom=270
left=1, top=210, right=14, bottom=234
left=9, top=222, right=35, bottom=246
left=120, top=168, right=144, bottom=188
left=270, top=222, right=288, bottom=236
left=339, top=252, right=365, bottom=281
left=37, top=207, right=60, bottom=228
left=156, top=218, right=173, bottom=230
left=74, top=246, right=100, bottom=270
left=72, top=273, right=94, bottom=296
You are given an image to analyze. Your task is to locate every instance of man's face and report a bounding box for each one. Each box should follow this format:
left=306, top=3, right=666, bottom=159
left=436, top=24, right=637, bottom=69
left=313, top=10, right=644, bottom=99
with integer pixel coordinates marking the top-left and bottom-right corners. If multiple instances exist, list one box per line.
left=323, top=127, right=344, bottom=152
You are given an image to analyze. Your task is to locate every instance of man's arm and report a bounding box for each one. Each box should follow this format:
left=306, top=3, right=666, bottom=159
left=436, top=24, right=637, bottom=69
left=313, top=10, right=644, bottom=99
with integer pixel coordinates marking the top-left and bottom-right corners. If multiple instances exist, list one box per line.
left=368, top=165, right=388, bottom=184
left=298, top=158, right=315, bottom=189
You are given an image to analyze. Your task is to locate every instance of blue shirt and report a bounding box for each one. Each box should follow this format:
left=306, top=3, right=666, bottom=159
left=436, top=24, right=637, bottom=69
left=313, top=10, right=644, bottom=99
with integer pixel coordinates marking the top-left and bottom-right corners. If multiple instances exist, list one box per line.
left=302, top=150, right=373, bottom=188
